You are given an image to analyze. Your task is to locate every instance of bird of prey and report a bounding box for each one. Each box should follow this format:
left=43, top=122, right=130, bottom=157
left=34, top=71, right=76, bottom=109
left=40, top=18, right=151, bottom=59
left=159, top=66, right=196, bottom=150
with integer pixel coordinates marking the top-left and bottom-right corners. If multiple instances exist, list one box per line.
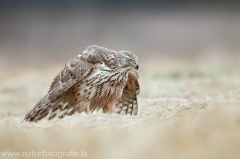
left=24, top=45, right=140, bottom=122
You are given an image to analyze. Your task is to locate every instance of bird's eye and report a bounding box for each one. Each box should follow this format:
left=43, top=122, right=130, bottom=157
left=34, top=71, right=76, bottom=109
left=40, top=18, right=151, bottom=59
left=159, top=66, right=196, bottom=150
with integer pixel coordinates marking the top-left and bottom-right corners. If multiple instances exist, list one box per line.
left=126, top=59, right=131, bottom=62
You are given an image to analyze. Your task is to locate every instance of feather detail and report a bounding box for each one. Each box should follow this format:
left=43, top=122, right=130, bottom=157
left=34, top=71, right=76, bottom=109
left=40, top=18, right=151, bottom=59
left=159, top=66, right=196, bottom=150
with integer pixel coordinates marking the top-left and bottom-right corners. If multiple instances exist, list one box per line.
left=23, top=57, right=92, bottom=122
left=23, top=45, right=140, bottom=122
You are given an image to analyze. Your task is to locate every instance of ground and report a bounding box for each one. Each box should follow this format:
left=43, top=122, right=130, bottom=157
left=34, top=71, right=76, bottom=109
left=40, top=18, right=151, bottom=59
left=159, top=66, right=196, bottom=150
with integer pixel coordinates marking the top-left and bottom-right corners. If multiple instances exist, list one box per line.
left=1, top=60, right=240, bottom=159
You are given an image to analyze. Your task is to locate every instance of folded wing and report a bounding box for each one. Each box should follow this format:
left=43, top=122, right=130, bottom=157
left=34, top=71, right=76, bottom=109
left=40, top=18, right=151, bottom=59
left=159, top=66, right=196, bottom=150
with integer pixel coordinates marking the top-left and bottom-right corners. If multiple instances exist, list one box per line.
left=115, top=70, right=140, bottom=115
left=23, top=57, right=93, bottom=122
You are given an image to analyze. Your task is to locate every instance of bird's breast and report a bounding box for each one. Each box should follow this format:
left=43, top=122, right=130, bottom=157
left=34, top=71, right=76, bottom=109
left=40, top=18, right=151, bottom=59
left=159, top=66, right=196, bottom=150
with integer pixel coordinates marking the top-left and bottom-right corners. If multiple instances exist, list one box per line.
left=70, top=68, right=129, bottom=109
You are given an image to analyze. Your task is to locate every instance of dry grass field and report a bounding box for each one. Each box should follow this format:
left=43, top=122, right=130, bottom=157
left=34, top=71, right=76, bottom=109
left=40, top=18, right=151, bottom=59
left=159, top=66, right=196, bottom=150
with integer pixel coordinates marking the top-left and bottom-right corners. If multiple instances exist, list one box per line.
left=1, top=6, right=240, bottom=159
left=1, top=58, right=240, bottom=159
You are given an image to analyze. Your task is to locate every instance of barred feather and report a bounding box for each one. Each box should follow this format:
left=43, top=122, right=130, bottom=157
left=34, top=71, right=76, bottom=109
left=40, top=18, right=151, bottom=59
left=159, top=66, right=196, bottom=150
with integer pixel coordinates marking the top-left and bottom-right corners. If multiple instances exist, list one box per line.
left=23, top=45, right=140, bottom=122
left=115, top=71, right=140, bottom=115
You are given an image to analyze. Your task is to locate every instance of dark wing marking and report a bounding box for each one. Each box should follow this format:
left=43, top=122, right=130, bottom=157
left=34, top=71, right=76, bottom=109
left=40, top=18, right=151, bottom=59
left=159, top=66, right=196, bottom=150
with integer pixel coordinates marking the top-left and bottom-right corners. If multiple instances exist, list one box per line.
left=23, top=56, right=93, bottom=122
left=115, top=70, right=140, bottom=115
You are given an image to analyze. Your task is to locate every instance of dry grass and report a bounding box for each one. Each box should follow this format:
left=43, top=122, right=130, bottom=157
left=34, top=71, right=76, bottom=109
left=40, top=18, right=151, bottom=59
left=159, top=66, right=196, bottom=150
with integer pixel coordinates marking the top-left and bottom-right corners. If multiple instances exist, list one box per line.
left=1, top=63, right=240, bottom=159
left=0, top=7, right=240, bottom=159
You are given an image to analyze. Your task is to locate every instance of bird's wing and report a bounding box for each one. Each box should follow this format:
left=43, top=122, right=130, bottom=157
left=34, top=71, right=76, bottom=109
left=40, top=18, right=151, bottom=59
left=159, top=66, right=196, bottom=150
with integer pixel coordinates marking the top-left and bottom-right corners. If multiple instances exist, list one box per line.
left=80, top=45, right=118, bottom=69
left=23, top=56, right=93, bottom=122
left=80, top=45, right=116, bottom=62
left=115, top=70, right=140, bottom=115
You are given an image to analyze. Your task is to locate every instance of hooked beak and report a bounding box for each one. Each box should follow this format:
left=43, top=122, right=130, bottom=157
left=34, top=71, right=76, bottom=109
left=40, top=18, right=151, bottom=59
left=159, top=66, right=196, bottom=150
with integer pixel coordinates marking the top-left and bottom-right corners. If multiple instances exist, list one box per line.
left=135, top=64, right=139, bottom=70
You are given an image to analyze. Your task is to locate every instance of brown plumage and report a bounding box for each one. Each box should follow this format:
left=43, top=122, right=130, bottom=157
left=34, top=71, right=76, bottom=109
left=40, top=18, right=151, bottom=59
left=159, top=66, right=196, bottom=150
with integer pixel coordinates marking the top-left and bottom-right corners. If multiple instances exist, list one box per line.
left=24, top=45, right=140, bottom=122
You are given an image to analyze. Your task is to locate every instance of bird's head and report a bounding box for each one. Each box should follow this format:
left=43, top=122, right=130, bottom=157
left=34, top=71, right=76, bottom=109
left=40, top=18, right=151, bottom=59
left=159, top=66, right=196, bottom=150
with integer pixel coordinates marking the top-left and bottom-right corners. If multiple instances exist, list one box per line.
left=118, top=51, right=139, bottom=70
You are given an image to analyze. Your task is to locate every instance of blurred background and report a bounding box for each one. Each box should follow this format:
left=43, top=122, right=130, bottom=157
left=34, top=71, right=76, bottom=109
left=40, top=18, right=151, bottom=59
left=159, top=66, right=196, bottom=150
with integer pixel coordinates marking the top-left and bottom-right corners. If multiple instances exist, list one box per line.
left=1, top=1, right=240, bottom=159
left=0, top=0, right=240, bottom=69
